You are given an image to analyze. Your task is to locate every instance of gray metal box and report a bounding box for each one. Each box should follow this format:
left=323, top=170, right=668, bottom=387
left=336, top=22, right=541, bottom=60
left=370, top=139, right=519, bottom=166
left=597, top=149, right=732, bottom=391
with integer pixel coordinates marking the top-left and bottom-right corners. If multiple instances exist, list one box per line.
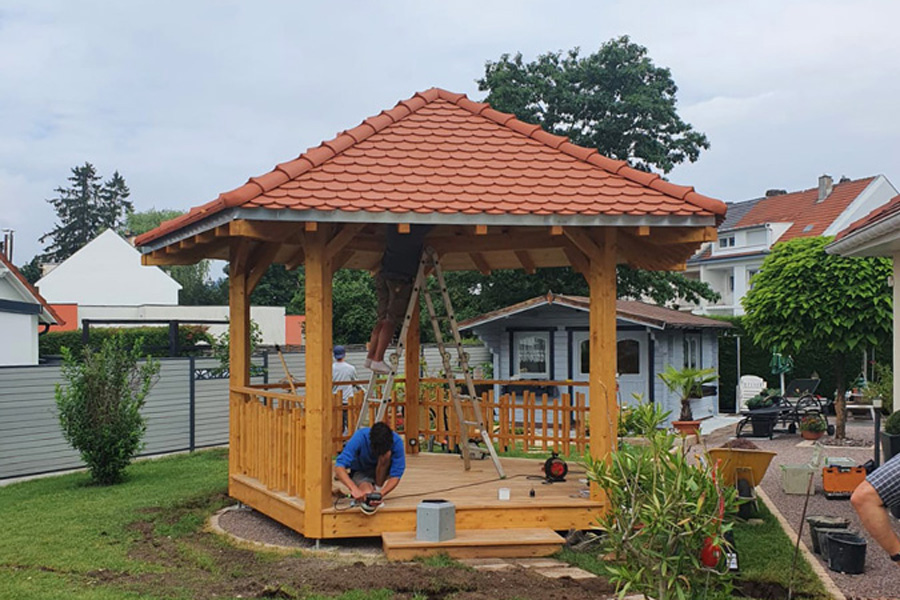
left=416, top=499, right=455, bottom=542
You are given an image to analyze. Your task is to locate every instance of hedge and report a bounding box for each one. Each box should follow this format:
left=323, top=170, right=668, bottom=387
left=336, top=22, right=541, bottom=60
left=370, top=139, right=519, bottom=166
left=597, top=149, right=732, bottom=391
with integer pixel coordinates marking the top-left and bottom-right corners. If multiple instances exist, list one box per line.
left=40, top=326, right=215, bottom=358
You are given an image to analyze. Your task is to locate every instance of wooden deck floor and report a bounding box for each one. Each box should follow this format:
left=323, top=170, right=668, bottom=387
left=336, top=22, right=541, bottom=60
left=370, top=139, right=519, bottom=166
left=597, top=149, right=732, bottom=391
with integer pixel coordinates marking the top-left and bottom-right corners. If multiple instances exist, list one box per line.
left=230, top=453, right=603, bottom=539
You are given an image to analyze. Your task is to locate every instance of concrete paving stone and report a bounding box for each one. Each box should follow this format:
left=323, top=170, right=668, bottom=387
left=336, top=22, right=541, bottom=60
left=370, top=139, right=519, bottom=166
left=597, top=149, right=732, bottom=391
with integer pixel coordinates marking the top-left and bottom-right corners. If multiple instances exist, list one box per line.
left=458, top=558, right=510, bottom=567
left=472, top=563, right=516, bottom=571
left=513, top=558, right=567, bottom=568
left=533, top=566, right=596, bottom=580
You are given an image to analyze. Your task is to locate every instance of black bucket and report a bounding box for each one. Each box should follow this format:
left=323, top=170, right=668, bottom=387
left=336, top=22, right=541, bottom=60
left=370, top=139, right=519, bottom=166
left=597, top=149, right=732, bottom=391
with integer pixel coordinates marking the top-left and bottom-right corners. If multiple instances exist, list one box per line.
left=818, top=527, right=855, bottom=560
left=891, top=504, right=900, bottom=520
left=805, top=516, right=850, bottom=554
left=827, top=532, right=866, bottom=574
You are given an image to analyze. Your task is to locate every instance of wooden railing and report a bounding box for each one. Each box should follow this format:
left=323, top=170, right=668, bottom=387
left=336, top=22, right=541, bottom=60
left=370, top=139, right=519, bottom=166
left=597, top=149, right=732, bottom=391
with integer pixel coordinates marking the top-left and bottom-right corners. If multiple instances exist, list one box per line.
left=231, top=386, right=306, bottom=498
left=232, top=379, right=591, bottom=500
left=331, top=379, right=590, bottom=455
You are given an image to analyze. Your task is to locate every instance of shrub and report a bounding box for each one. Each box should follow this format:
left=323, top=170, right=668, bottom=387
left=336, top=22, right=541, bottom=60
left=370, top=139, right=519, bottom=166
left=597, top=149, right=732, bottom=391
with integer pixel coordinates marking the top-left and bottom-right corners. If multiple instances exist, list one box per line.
left=617, top=396, right=670, bottom=436
left=587, top=431, right=738, bottom=599
left=885, top=410, right=900, bottom=436
left=55, top=334, right=161, bottom=484
left=746, top=392, right=776, bottom=410
left=863, top=362, right=893, bottom=414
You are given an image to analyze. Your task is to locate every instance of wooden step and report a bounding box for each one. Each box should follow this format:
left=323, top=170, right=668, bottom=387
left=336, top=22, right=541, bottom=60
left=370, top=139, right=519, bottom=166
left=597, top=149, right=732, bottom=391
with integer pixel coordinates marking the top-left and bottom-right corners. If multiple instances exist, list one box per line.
left=382, top=528, right=564, bottom=561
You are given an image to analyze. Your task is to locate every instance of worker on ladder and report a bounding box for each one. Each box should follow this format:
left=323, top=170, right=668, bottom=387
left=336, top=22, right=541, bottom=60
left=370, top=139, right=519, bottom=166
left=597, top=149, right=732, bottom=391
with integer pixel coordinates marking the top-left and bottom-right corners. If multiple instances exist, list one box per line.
left=365, top=224, right=432, bottom=374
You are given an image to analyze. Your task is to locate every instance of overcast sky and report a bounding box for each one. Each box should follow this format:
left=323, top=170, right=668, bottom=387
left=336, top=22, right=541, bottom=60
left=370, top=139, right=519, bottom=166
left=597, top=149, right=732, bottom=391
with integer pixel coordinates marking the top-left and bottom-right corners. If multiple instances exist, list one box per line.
left=3, top=0, right=900, bottom=265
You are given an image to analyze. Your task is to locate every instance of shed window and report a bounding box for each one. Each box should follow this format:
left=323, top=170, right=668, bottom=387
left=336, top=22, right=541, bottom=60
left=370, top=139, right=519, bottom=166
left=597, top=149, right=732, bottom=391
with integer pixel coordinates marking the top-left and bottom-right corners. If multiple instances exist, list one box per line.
left=683, top=334, right=701, bottom=369
left=617, top=340, right=640, bottom=374
left=513, top=332, right=549, bottom=379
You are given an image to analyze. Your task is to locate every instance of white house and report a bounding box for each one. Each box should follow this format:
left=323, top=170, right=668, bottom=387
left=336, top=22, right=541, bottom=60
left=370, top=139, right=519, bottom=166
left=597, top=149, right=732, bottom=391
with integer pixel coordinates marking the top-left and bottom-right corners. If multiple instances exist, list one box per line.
left=0, top=251, right=61, bottom=365
left=686, top=174, right=898, bottom=316
left=35, top=230, right=286, bottom=346
left=36, top=229, right=182, bottom=306
left=459, top=293, right=732, bottom=422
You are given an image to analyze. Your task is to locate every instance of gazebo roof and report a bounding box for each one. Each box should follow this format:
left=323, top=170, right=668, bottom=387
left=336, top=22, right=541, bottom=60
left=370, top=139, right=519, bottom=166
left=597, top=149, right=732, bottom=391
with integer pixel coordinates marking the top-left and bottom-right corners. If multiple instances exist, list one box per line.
left=136, top=88, right=724, bottom=251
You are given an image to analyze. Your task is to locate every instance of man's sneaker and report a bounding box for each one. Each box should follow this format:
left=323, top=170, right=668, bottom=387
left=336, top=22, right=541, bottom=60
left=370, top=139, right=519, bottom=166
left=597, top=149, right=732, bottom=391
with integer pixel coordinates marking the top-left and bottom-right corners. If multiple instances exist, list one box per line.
left=370, top=360, right=391, bottom=374
left=363, top=358, right=372, bottom=369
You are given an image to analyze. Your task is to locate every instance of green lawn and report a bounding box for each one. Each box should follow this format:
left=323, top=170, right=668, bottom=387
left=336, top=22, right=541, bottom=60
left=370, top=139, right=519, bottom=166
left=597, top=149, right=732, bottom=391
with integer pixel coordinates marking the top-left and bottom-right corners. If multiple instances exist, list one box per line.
left=1, top=448, right=831, bottom=600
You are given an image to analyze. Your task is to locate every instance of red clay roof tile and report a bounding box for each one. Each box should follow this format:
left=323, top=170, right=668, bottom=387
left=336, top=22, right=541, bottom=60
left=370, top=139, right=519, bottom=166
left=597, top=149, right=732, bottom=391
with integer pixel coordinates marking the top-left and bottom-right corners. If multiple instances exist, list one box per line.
left=135, top=88, right=726, bottom=246
left=733, top=177, right=875, bottom=241
left=835, top=193, right=900, bottom=240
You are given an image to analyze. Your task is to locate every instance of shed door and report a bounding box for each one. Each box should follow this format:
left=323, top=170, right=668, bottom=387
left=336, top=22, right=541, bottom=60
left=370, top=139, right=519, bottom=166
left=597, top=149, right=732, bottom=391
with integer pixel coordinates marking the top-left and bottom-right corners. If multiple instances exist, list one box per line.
left=572, top=331, right=648, bottom=408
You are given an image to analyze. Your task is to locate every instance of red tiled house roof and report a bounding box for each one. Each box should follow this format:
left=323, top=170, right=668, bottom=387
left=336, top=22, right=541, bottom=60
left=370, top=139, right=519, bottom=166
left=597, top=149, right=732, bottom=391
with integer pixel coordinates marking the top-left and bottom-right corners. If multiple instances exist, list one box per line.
left=733, top=177, right=874, bottom=241
left=136, top=88, right=725, bottom=248
left=0, top=252, right=63, bottom=325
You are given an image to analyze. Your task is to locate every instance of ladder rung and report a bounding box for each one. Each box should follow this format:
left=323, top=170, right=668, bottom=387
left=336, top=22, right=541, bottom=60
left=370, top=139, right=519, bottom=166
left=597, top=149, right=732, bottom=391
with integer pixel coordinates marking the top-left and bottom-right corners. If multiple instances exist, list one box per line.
left=462, top=420, right=481, bottom=427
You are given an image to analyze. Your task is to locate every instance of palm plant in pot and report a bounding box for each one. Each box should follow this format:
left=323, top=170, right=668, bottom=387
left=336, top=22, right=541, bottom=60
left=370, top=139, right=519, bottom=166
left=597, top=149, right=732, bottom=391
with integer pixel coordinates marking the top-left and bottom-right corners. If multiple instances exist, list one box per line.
left=658, top=365, right=718, bottom=437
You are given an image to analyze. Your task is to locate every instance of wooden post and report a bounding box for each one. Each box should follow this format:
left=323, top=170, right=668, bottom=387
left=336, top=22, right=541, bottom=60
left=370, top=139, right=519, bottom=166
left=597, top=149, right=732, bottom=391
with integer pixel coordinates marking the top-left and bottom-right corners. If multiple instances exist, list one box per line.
left=228, top=241, right=252, bottom=489
left=404, top=303, right=421, bottom=454
left=303, top=226, right=333, bottom=537
left=588, top=228, right=617, bottom=502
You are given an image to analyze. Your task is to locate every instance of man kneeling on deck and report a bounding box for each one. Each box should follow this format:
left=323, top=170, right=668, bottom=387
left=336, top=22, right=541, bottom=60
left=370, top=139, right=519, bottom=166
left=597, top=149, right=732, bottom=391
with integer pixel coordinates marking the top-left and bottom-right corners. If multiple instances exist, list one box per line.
left=334, top=422, right=405, bottom=513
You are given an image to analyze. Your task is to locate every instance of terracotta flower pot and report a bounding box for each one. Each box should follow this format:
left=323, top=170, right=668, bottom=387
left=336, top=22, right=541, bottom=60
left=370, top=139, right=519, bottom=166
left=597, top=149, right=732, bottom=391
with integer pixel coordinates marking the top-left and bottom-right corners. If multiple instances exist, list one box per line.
left=672, top=420, right=701, bottom=438
left=801, top=430, right=824, bottom=441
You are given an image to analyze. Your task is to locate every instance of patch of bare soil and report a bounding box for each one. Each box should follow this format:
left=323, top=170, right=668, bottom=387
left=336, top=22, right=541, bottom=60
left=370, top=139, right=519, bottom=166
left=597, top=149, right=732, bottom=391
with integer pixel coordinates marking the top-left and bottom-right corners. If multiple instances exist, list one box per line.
left=92, top=491, right=620, bottom=600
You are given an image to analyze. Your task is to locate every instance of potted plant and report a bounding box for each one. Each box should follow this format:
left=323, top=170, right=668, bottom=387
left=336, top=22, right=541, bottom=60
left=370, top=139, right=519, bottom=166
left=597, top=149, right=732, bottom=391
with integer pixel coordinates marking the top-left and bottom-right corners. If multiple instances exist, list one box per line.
left=883, top=410, right=900, bottom=462
left=658, top=365, right=718, bottom=437
left=799, top=415, right=827, bottom=440
left=745, top=392, right=777, bottom=437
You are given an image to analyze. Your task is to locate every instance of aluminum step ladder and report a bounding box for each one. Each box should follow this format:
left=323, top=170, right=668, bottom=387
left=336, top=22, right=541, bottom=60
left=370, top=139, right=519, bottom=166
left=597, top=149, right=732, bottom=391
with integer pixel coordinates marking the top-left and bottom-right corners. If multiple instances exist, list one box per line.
left=420, top=248, right=505, bottom=478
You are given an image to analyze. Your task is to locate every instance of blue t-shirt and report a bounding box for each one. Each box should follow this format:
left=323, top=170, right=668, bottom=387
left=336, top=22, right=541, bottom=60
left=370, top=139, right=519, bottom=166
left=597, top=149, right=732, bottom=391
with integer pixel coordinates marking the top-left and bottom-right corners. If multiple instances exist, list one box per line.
left=335, top=427, right=406, bottom=479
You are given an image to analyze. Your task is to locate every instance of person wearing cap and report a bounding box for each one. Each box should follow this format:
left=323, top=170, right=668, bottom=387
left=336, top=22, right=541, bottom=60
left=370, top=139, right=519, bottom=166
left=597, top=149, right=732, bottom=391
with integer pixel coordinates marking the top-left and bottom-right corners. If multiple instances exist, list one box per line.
left=332, top=346, right=358, bottom=434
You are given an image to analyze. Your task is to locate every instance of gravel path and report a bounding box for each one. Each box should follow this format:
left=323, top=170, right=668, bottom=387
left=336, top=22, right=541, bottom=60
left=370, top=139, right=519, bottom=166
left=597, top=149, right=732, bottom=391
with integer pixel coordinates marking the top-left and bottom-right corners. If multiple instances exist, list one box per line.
left=706, top=419, right=899, bottom=600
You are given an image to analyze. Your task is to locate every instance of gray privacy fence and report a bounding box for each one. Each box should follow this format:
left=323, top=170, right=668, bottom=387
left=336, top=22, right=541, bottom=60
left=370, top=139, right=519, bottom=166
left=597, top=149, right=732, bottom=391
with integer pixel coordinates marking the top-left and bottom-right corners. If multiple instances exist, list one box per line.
left=0, top=344, right=490, bottom=480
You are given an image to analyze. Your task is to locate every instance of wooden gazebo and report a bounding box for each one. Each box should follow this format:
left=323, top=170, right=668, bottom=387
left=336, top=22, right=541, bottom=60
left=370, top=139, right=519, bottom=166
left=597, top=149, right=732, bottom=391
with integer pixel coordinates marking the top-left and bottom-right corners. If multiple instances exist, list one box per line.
left=136, top=88, right=725, bottom=557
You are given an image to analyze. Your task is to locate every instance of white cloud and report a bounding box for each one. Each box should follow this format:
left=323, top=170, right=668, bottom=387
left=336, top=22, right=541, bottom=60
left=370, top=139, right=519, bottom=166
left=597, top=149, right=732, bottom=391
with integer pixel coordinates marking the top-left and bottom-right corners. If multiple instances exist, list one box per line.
left=2, top=0, right=900, bottom=262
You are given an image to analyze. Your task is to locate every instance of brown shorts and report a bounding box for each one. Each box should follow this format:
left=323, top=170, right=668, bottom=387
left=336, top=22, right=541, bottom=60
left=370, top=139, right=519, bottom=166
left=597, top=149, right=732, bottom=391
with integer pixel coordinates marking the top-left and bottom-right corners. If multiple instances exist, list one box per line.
left=376, top=272, right=413, bottom=326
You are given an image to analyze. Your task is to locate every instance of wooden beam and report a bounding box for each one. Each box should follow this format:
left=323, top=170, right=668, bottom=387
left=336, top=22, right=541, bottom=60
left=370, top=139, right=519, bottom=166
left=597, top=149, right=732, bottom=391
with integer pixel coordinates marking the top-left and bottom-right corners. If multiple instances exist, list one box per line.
left=475, top=225, right=488, bottom=235
left=562, top=227, right=601, bottom=262
left=229, top=220, right=299, bottom=243
left=284, top=247, right=306, bottom=271
left=215, top=224, right=231, bottom=238
left=561, top=242, right=588, bottom=276
left=305, top=222, right=318, bottom=232
left=617, top=231, right=694, bottom=271
left=404, top=304, right=421, bottom=455
left=550, top=226, right=563, bottom=236
left=397, top=223, right=411, bottom=234
left=647, top=226, right=717, bottom=245
left=247, top=243, right=280, bottom=293
left=636, top=226, right=650, bottom=237
left=469, top=252, right=491, bottom=275
left=514, top=250, right=536, bottom=275
left=587, top=228, right=617, bottom=503
left=331, top=249, right=354, bottom=272
left=427, top=231, right=561, bottom=255
left=228, top=239, right=252, bottom=487
left=302, top=225, right=333, bottom=538
left=326, top=223, right=366, bottom=261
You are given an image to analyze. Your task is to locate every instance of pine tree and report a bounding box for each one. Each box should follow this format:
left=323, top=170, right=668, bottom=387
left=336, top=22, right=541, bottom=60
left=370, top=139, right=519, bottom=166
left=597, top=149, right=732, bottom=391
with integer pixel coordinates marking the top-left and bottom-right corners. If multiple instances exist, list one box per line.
left=40, top=163, right=133, bottom=262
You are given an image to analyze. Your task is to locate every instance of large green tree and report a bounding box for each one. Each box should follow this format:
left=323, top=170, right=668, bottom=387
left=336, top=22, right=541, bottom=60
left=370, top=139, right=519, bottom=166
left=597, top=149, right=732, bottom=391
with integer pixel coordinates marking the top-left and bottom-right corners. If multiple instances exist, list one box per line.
left=477, top=37, right=717, bottom=306
left=742, top=237, right=892, bottom=438
left=479, top=36, right=709, bottom=174
left=40, top=163, right=133, bottom=262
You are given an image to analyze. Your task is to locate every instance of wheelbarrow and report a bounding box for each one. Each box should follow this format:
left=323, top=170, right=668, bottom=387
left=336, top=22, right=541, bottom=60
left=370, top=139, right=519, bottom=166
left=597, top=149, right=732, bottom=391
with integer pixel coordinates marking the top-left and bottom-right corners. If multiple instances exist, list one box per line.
left=707, top=447, right=777, bottom=519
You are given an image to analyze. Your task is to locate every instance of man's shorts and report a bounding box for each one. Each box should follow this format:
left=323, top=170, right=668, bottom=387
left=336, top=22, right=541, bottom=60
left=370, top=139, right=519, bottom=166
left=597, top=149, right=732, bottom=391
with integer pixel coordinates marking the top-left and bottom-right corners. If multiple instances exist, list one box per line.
left=375, top=272, right=413, bottom=325
left=350, top=470, right=376, bottom=486
left=867, top=452, right=900, bottom=507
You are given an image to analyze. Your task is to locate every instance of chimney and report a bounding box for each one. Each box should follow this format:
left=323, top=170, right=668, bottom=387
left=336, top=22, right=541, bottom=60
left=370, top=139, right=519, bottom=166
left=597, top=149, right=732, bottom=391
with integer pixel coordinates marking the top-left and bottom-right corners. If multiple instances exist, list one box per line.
left=765, top=189, right=787, bottom=197
left=817, top=174, right=833, bottom=203
left=0, top=229, right=12, bottom=262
